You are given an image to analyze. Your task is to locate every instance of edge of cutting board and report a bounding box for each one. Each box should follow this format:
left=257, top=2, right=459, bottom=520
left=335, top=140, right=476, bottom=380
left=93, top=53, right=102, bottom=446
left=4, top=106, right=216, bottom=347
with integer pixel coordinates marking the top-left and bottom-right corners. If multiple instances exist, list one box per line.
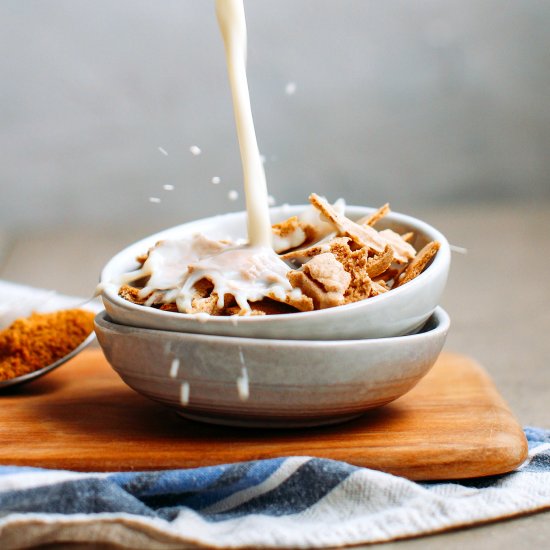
left=0, top=349, right=528, bottom=480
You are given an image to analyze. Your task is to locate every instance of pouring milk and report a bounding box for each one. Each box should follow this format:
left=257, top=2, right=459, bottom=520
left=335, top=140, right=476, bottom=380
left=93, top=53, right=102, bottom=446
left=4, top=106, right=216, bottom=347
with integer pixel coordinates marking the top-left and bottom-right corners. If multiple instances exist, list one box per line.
left=110, top=0, right=296, bottom=314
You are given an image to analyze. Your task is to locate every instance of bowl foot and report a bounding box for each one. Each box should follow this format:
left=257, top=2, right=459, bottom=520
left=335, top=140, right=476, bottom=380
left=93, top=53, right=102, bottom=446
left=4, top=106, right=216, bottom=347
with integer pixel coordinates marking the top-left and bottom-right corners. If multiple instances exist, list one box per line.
left=176, top=410, right=364, bottom=429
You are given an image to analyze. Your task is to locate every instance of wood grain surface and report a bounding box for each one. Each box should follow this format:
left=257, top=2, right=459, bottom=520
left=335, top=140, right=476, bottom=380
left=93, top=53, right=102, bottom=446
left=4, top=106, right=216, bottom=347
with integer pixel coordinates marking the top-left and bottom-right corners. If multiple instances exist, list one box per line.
left=0, top=349, right=527, bottom=480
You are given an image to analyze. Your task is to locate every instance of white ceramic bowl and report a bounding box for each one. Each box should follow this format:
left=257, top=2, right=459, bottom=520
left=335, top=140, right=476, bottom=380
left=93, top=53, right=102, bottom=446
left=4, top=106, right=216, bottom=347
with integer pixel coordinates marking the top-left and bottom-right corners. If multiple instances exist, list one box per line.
left=100, top=205, right=450, bottom=340
left=94, top=307, right=450, bottom=428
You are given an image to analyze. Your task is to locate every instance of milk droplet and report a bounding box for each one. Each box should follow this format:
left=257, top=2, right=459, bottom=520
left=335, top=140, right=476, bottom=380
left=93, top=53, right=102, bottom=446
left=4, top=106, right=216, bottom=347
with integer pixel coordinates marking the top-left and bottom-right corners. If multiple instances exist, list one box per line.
left=189, top=145, right=202, bottom=156
left=149, top=197, right=161, bottom=204
left=157, top=146, right=168, bottom=156
left=285, top=82, right=297, bottom=95
left=237, top=348, right=249, bottom=401
left=237, top=367, right=249, bottom=401
left=169, top=358, right=180, bottom=378
left=267, top=195, right=276, bottom=206
left=163, top=184, right=175, bottom=191
left=180, top=382, right=190, bottom=405
left=260, top=154, right=266, bottom=164
left=450, top=244, right=468, bottom=254
left=211, top=176, right=221, bottom=185
left=228, top=190, right=239, bottom=201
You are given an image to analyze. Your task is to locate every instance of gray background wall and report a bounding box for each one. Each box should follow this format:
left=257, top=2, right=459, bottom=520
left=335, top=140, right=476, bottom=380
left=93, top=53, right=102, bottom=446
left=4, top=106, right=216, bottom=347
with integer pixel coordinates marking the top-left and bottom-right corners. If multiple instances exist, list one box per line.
left=1, top=0, right=549, bottom=234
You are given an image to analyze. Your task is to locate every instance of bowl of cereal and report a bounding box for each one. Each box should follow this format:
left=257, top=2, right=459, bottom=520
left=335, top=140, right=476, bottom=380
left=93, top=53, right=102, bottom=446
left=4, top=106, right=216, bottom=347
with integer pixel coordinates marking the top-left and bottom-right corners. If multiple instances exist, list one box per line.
left=99, top=196, right=450, bottom=340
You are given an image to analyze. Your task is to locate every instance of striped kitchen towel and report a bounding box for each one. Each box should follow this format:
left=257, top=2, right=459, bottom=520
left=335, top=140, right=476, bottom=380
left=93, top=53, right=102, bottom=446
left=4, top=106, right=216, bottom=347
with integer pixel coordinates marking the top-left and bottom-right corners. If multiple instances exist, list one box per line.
left=0, top=427, right=549, bottom=549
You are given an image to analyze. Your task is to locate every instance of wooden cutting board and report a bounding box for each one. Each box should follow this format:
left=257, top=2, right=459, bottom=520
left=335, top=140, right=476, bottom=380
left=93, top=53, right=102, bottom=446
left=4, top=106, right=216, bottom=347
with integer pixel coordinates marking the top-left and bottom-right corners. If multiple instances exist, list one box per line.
left=0, top=349, right=527, bottom=480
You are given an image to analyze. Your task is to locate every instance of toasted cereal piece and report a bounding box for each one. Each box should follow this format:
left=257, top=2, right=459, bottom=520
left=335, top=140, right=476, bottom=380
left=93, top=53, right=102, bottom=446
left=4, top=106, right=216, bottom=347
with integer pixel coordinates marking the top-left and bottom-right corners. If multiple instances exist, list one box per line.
left=119, top=284, right=148, bottom=305
left=222, top=305, right=243, bottom=316
left=377, top=229, right=417, bottom=264
left=374, top=266, right=400, bottom=285
left=246, top=309, right=267, bottom=316
left=316, top=240, right=372, bottom=303
left=266, top=288, right=314, bottom=312
left=340, top=248, right=373, bottom=303
left=223, top=305, right=266, bottom=316
left=343, top=273, right=373, bottom=304
left=222, top=295, right=292, bottom=317
left=288, top=270, right=345, bottom=310
left=248, top=309, right=267, bottom=316
left=396, top=241, right=440, bottom=287
left=251, top=299, right=301, bottom=315
left=159, top=302, right=178, bottom=312
left=309, top=194, right=386, bottom=253
left=302, top=253, right=351, bottom=294
left=358, top=203, right=390, bottom=227
left=272, top=216, right=316, bottom=254
left=319, top=240, right=377, bottom=304
left=193, top=277, right=215, bottom=299
left=120, top=285, right=170, bottom=308
left=189, top=295, right=218, bottom=314
left=324, top=238, right=356, bottom=265
left=366, top=245, right=394, bottom=278
left=309, top=194, right=418, bottom=263
left=172, top=278, right=222, bottom=315
left=370, top=281, right=389, bottom=296
left=297, top=198, right=347, bottom=242
left=281, top=237, right=350, bottom=263
left=135, top=252, right=149, bottom=265
left=188, top=293, right=229, bottom=315
left=401, top=232, right=414, bottom=243
left=326, top=239, right=369, bottom=276
left=250, top=299, right=301, bottom=315
left=128, top=275, right=151, bottom=289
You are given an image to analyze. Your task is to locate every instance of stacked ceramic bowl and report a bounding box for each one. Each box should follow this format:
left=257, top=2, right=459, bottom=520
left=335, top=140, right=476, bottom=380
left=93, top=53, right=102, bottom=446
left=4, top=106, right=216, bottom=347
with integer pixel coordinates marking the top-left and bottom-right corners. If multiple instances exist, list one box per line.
left=95, top=206, right=451, bottom=428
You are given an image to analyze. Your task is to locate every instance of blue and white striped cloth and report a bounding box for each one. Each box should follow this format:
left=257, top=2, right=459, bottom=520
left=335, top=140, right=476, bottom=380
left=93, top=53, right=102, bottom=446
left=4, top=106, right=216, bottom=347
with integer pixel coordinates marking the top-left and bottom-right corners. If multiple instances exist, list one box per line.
left=0, top=427, right=549, bottom=549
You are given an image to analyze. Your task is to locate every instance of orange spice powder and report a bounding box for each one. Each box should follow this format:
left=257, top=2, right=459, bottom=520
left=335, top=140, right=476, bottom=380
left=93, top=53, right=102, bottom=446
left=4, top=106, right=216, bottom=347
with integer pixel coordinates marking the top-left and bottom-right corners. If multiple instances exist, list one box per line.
left=0, top=309, right=95, bottom=381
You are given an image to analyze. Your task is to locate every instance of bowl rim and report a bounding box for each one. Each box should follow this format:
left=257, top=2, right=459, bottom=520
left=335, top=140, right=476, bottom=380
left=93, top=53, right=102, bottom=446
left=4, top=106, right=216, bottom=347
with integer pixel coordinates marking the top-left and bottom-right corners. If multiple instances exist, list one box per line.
left=99, top=204, right=450, bottom=324
left=95, top=306, right=450, bottom=348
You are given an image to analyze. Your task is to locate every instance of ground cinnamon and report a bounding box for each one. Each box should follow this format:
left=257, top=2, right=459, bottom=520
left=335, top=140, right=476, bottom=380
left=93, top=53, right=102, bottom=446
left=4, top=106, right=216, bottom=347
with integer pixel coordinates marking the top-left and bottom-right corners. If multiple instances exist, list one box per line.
left=0, top=309, right=95, bottom=381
